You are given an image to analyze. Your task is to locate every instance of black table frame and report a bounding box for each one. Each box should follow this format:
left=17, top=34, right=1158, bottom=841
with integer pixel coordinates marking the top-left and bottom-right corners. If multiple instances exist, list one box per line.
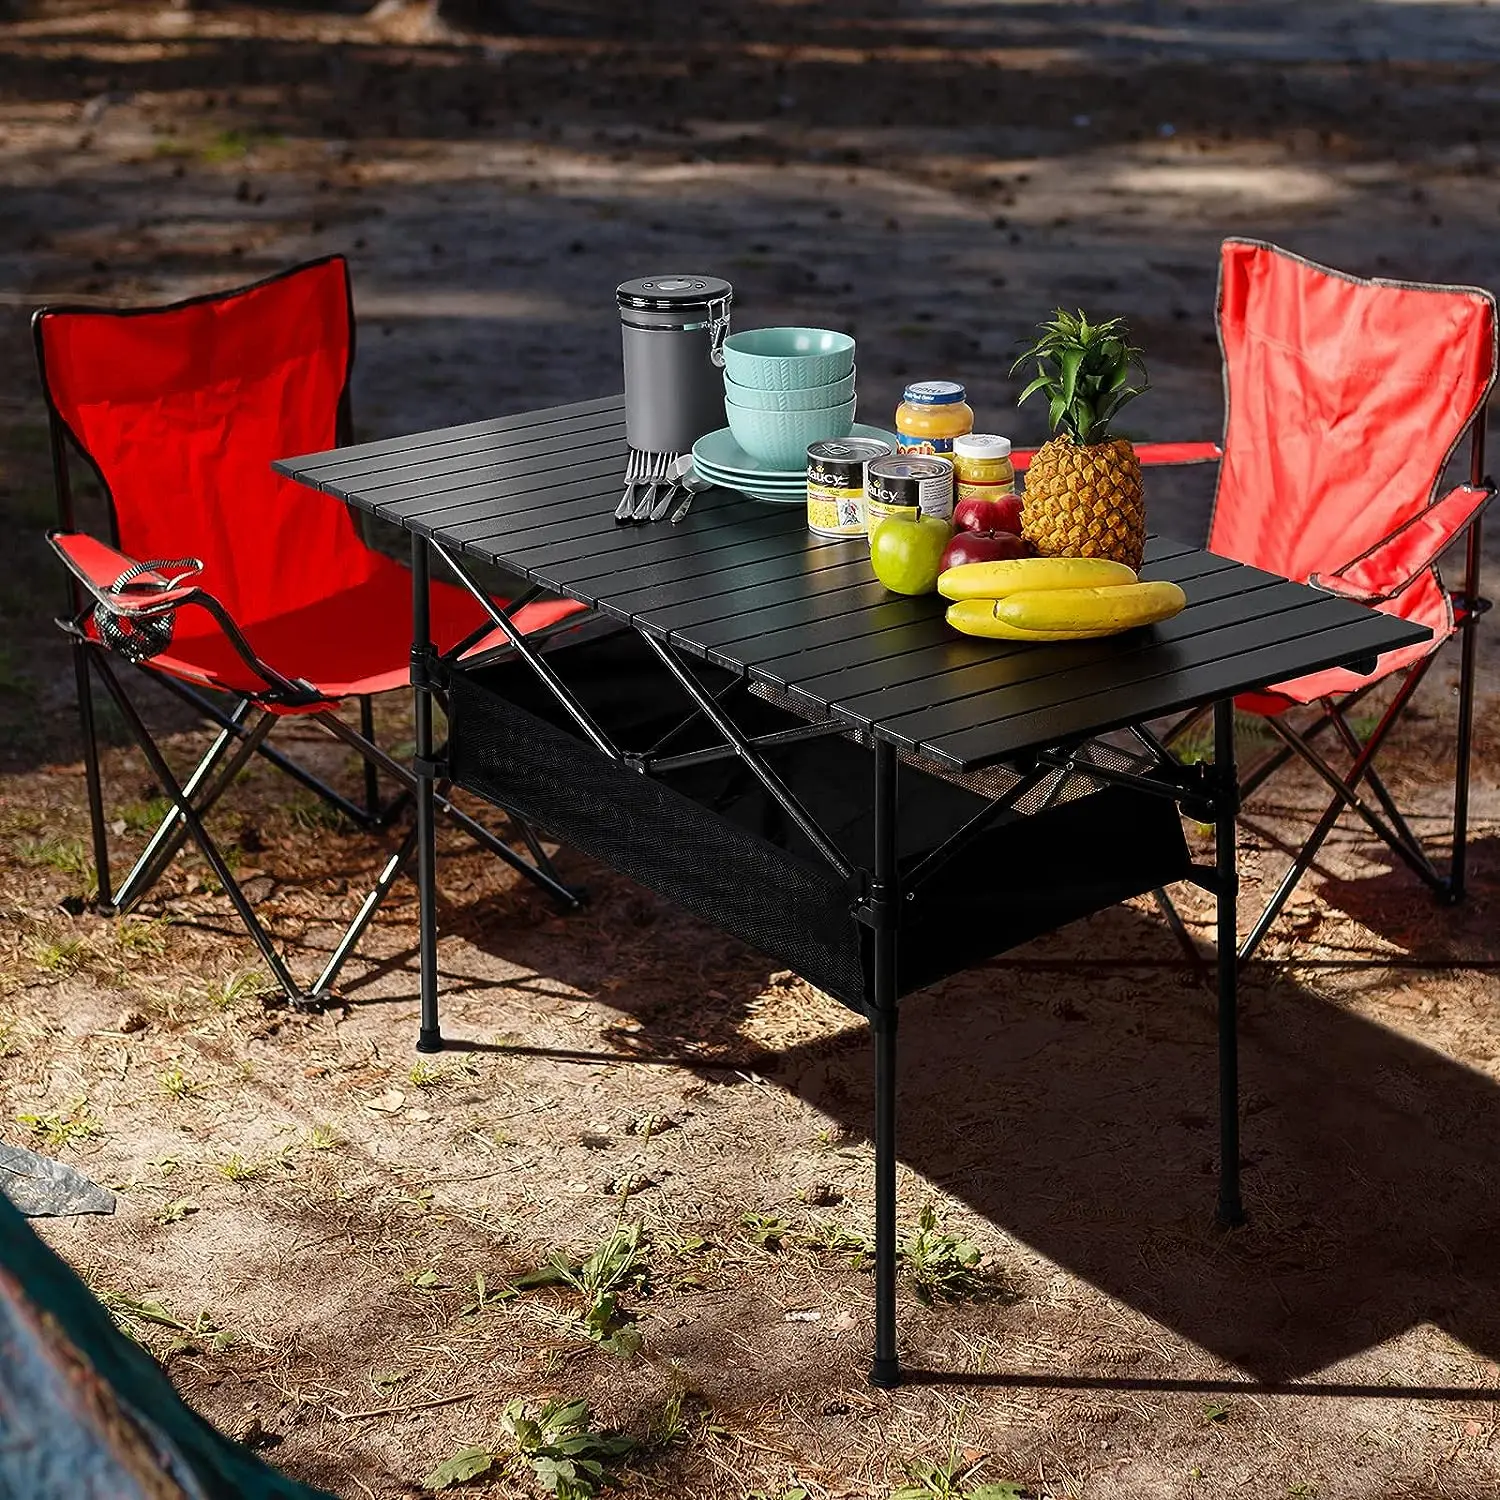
left=278, top=397, right=1429, bottom=1389
left=409, top=529, right=1248, bottom=1389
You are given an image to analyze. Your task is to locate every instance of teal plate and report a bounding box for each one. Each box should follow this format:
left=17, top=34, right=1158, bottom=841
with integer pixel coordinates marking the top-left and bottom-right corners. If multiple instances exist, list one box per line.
left=692, top=423, right=896, bottom=482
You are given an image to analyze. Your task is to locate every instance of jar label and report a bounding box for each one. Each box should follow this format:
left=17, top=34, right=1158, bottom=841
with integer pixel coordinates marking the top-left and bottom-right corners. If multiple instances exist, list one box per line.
left=956, top=479, right=1018, bottom=504
left=897, top=432, right=957, bottom=457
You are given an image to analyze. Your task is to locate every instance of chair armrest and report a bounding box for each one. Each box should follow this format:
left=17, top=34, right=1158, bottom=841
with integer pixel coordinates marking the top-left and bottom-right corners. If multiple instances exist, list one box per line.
left=48, top=532, right=201, bottom=614
left=48, top=531, right=323, bottom=705
left=1308, top=482, right=1494, bottom=603
left=1011, top=440, right=1221, bottom=474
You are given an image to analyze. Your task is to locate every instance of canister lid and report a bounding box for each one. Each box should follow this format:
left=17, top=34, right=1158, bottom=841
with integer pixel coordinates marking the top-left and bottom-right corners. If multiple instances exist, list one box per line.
left=617, top=274, right=733, bottom=311
left=954, top=433, right=1012, bottom=459
left=901, top=380, right=968, bottom=405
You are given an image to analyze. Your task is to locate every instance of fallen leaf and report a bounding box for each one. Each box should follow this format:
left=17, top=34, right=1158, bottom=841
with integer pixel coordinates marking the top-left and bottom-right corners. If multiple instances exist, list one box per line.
left=363, top=1088, right=406, bottom=1114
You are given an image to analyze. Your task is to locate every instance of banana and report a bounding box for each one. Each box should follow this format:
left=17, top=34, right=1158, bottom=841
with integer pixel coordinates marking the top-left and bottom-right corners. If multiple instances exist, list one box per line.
left=946, top=580, right=1187, bottom=641
left=997, top=580, right=1187, bottom=632
left=937, top=556, right=1137, bottom=601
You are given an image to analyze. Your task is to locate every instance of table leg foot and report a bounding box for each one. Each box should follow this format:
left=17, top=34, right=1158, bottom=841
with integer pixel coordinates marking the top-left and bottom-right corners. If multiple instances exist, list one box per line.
left=869, top=1357, right=902, bottom=1390
left=416, top=1027, right=443, bottom=1054
left=1216, top=1198, right=1247, bottom=1230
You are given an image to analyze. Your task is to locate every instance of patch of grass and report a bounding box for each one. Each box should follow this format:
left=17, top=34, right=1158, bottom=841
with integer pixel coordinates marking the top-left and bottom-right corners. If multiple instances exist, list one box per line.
left=159, top=1064, right=205, bottom=1101
left=305, top=1124, right=341, bottom=1152
left=285, top=791, right=354, bottom=833
left=210, top=968, right=276, bottom=1009
left=200, top=127, right=285, bottom=163
left=460, top=1270, right=516, bottom=1318
left=217, top=1145, right=294, bottom=1183
left=797, top=1218, right=868, bottom=1265
left=16, top=836, right=97, bottom=899
left=16, top=1098, right=102, bottom=1152
left=1201, top=1400, right=1231, bottom=1425
left=116, top=796, right=172, bottom=834
left=900, top=1204, right=985, bottom=1305
left=154, top=1198, right=199, bottom=1225
left=423, top=1397, right=634, bottom=1496
left=116, top=916, right=170, bottom=957
left=740, top=1212, right=792, bottom=1251
left=29, top=936, right=91, bottom=975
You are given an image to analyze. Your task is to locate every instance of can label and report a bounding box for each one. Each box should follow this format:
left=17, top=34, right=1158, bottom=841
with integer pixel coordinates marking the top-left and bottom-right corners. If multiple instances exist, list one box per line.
left=807, top=482, right=865, bottom=537
left=866, top=456, right=953, bottom=535
left=865, top=498, right=919, bottom=539
left=806, top=437, right=891, bottom=539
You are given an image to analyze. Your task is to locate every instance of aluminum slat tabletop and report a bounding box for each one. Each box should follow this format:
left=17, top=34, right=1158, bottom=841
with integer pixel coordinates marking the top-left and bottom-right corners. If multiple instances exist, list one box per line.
left=278, top=396, right=1431, bottom=771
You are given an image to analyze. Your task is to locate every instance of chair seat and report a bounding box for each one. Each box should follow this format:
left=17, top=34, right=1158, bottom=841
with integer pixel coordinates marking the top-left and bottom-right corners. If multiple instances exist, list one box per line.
left=93, top=551, right=583, bottom=709
left=1237, top=569, right=1454, bottom=714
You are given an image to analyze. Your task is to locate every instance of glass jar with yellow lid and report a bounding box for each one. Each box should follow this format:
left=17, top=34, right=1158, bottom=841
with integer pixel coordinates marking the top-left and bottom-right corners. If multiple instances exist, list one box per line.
left=894, top=380, right=973, bottom=457
left=952, top=433, right=1016, bottom=505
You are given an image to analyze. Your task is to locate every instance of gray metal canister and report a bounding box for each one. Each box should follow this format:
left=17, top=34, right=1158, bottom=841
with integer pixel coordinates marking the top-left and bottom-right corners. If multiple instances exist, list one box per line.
left=617, top=275, right=733, bottom=453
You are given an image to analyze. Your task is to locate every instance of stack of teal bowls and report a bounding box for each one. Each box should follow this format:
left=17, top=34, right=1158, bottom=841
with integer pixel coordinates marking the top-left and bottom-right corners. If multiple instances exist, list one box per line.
left=721, top=328, right=857, bottom=468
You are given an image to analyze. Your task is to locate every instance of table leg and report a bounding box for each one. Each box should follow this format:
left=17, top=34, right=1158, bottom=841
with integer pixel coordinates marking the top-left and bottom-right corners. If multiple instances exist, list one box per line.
left=412, top=534, right=443, bottom=1055
left=1214, top=698, right=1245, bottom=1227
left=870, top=739, right=902, bottom=1389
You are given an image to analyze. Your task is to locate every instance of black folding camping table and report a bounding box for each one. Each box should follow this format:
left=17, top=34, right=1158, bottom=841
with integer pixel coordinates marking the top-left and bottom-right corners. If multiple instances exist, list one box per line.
left=278, top=394, right=1428, bottom=1388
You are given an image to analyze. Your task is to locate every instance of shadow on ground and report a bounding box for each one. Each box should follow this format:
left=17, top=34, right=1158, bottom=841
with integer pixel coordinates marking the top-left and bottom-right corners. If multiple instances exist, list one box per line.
left=413, top=867, right=1500, bottom=1388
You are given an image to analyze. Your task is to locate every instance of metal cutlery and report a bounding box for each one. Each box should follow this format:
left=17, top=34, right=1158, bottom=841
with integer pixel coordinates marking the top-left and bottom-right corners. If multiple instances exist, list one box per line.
left=614, top=448, right=644, bottom=522
left=669, top=470, right=714, bottom=524
left=648, top=454, right=695, bottom=521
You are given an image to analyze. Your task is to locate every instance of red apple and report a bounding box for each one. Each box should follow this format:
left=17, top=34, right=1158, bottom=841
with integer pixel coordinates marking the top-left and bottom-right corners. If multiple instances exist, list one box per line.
left=939, top=529, right=1033, bottom=572
left=954, top=494, right=1024, bottom=536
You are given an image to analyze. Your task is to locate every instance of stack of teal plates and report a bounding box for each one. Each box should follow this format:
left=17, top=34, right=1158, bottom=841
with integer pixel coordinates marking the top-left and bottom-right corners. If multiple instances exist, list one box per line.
left=691, top=424, right=898, bottom=505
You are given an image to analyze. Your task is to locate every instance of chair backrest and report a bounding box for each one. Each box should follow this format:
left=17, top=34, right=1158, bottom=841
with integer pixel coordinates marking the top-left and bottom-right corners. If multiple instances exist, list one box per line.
left=34, top=256, right=379, bottom=627
left=1208, top=239, right=1496, bottom=585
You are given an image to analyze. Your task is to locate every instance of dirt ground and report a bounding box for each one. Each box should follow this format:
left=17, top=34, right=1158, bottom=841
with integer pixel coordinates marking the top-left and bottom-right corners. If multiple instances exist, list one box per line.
left=2, top=2, right=1500, bottom=1497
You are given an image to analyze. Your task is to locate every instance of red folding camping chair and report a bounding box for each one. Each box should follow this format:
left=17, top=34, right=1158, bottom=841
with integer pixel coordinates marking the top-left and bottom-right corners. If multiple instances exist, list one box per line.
left=36, top=255, right=586, bottom=1004
left=1025, top=239, right=1494, bottom=960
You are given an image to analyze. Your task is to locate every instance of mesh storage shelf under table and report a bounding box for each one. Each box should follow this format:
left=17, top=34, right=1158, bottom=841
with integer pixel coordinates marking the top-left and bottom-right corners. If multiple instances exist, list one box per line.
left=447, top=630, right=1192, bottom=1015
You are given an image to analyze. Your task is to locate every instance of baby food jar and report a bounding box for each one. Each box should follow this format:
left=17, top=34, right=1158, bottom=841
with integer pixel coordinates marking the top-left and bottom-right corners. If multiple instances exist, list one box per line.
left=952, top=434, right=1016, bottom=506
left=894, top=380, right=974, bottom=457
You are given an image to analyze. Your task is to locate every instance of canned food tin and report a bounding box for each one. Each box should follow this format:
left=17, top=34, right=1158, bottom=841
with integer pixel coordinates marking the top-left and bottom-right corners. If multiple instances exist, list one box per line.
left=806, top=437, right=893, bottom=537
left=865, top=455, right=954, bottom=541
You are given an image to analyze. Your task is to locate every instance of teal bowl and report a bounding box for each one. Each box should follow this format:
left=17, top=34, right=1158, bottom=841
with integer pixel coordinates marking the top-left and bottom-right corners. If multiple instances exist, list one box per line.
left=721, top=327, right=856, bottom=392
left=724, top=395, right=857, bottom=468
left=724, top=367, right=856, bottom=412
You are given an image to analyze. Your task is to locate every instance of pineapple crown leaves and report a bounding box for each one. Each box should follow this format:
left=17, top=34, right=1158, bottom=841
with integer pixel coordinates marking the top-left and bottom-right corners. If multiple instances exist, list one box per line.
left=1010, top=309, right=1149, bottom=446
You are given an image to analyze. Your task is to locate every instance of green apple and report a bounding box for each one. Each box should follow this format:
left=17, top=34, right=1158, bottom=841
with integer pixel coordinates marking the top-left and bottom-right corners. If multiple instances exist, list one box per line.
left=870, top=512, right=953, bottom=595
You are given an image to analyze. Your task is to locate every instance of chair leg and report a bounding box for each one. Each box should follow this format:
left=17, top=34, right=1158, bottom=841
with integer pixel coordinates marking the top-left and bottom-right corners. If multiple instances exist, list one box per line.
left=90, top=658, right=307, bottom=1004
left=1240, top=666, right=1428, bottom=961
left=113, top=704, right=266, bottom=914
left=359, top=695, right=380, bottom=818
left=309, top=822, right=421, bottom=1000
left=74, top=644, right=113, bottom=912
left=1449, top=579, right=1481, bottom=904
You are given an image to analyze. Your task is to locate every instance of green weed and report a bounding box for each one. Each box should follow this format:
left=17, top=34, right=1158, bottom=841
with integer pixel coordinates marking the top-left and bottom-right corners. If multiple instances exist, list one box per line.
left=423, top=1397, right=634, bottom=1496
left=521, top=1222, right=648, bottom=1357
left=900, top=1204, right=985, bottom=1304
left=893, top=1460, right=1027, bottom=1499
left=116, top=916, right=170, bottom=957
left=154, top=1198, right=199, bottom=1225
left=16, top=1099, right=102, bottom=1152
left=740, top=1212, right=792, bottom=1251
left=159, top=1065, right=204, bottom=1101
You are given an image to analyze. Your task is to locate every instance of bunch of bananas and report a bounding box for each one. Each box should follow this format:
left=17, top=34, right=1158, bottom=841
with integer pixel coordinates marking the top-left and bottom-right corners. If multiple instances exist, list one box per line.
left=938, top=557, right=1186, bottom=641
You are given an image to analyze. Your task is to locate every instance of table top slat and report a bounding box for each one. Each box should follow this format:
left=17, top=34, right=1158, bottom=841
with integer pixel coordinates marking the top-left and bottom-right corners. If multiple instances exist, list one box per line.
left=276, top=393, right=624, bottom=477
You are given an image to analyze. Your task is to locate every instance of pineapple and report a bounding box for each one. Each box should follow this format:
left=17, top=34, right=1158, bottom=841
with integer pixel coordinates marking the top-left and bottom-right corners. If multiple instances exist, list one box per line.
left=1012, top=310, right=1149, bottom=571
